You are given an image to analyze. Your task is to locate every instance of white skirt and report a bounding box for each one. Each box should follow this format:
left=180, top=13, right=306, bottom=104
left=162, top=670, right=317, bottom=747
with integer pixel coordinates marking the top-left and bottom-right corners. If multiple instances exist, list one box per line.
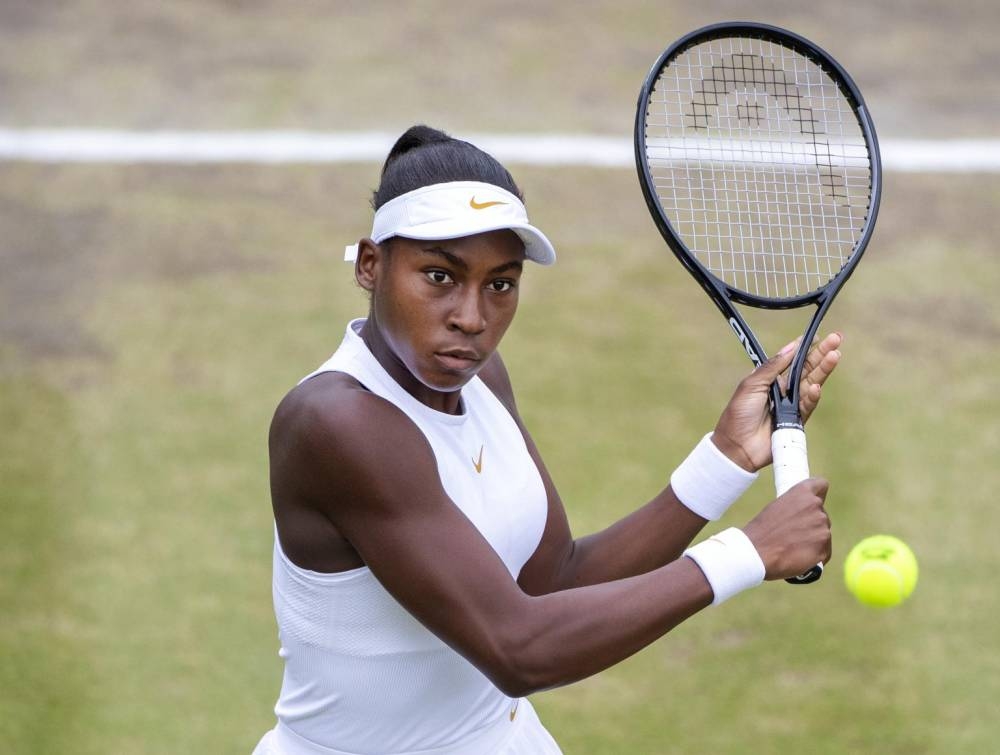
left=252, top=698, right=562, bottom=755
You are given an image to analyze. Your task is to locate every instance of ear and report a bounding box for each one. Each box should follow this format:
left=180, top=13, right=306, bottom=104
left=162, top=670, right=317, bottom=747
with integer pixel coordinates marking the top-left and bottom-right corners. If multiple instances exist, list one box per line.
left=354, top=238, right=382, bottom=292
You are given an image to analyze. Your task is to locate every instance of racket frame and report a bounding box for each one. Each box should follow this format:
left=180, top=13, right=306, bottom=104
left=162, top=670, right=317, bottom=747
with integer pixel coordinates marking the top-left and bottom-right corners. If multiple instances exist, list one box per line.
left=634, top=21, right=882, bottom=428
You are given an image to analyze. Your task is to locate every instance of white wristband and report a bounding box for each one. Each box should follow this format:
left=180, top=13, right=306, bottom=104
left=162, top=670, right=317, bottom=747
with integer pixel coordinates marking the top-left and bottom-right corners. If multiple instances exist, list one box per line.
left=683, top=527, right=766, bottom=605
left=670, top=433, right=758, bottom=521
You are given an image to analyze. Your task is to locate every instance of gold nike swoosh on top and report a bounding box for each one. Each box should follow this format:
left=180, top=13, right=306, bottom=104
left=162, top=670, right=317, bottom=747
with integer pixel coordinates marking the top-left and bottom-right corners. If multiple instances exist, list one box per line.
left=469, top=196, right=508, bottom=210
left=472, top=445, right=484, bottom=474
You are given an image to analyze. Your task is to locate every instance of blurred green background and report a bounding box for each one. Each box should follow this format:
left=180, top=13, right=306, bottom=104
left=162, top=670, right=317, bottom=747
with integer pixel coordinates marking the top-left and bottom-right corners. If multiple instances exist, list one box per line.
left=2, top=1, right=999, bottom=753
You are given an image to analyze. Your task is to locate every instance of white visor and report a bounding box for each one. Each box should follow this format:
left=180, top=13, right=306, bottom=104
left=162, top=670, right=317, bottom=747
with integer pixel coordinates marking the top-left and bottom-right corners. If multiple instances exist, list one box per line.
left=344, top=181, right=556, bottom=265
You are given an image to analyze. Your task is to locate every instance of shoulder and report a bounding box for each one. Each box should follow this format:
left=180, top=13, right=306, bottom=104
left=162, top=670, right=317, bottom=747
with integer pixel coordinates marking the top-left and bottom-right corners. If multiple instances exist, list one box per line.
left=270, top=372, right=374, bottom=453
left=269, top=372, right=434, bottom=500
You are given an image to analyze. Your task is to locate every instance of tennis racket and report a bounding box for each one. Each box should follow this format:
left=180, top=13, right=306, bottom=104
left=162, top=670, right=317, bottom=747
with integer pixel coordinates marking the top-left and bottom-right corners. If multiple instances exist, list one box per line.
left=635, top=22, right=881, bottom=584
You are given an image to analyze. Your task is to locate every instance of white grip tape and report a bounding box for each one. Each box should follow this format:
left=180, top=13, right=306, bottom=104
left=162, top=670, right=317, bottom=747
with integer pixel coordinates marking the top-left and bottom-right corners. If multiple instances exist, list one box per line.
left=683, top=527, right=766, bottom=605
left=771, top=427, right=809, bottom=497
left=670, top=434, right=758, bottom=521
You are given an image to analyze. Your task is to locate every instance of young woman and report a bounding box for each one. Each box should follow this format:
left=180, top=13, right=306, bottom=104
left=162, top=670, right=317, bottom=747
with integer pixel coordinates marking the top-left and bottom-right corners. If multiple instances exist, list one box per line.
left=254, top=126, right=839, bottom=755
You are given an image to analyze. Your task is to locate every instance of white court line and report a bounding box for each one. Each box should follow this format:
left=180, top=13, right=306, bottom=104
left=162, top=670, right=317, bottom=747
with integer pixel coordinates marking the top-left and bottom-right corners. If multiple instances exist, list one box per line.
left=0, top=129, right=999, bottom=172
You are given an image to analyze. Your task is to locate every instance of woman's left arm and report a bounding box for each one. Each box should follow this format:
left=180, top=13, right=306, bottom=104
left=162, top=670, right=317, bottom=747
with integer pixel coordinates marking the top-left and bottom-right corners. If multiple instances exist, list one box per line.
left=482, top=332, right=843, bottom=595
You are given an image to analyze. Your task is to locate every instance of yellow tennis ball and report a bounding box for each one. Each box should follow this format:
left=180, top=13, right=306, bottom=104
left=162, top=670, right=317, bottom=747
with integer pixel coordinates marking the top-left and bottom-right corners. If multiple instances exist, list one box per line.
left=844, top=535, right=918, bottom=607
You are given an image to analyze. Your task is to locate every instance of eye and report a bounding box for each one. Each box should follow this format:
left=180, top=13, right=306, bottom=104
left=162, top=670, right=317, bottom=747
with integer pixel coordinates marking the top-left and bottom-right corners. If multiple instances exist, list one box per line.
left=488, top=279, right=516, bottom=293
left=425, top=269, right=453, bottom=285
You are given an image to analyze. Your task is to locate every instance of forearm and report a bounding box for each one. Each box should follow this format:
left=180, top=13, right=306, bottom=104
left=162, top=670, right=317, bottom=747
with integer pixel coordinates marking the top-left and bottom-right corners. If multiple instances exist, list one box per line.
left=557, top=487, right=708, bottom=588
left=553, top=432, right=759, bottom=589
left=491, top=556, right=713, bottom=696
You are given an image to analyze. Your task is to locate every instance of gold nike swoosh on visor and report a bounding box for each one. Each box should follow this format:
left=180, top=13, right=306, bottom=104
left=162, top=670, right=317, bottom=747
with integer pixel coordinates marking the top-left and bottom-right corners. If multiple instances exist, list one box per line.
left=469, top=196, right=508, bottom=210
left=472, top=445, right=484, bottom=474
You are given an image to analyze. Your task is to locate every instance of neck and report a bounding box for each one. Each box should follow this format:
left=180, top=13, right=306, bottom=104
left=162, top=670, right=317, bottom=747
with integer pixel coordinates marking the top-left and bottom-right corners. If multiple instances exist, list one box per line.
left=358, top=317, right=464, bottom=415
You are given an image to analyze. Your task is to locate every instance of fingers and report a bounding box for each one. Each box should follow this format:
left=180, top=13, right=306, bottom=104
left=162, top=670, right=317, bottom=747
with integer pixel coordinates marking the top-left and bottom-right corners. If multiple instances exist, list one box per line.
left=799, top=333, right=843, bottom=420
left=812, top=487, right=833, bottom=566
left=743, top=477, right=833, bottom=579
left=742, top=476, right=832, bottom=580
left=802, top=332, right=842, bottom=382
left=742, top=333, right=841, bottom=425
left=800, top=477, right=832, bottom=564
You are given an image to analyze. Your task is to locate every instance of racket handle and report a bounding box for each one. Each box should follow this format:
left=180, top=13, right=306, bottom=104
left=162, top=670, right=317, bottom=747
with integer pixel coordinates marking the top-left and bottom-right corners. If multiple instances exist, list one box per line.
left=771, top=427, right=824, bottom=585
left=772, top=426, right=809, bottom=496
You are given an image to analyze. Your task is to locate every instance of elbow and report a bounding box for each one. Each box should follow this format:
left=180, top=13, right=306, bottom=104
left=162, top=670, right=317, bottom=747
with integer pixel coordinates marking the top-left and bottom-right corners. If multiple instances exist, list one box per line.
left=478, top=623, right=559, bottom=698
left=489, top=668, right=539, bottom=699
left=488, top=665, right=545, bottom=699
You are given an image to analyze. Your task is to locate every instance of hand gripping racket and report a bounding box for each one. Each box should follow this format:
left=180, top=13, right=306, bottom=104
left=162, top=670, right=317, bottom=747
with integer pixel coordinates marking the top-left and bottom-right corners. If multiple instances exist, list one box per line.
left=635, top=22, right=881, bottom=584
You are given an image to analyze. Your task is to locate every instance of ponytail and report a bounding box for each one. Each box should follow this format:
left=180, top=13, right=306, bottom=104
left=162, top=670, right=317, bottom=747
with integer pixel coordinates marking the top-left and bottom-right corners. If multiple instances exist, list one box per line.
left=372, top=126, right=523, bottom=210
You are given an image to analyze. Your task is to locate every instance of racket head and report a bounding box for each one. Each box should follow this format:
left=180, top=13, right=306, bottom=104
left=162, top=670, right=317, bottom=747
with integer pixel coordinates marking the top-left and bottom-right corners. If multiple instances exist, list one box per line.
left=635, top=22, right=881, bottom=311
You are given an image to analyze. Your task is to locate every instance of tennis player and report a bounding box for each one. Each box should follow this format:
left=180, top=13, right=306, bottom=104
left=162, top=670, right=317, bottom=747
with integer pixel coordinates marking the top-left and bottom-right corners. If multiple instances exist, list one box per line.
left=253, top=126, right=840, bottom=754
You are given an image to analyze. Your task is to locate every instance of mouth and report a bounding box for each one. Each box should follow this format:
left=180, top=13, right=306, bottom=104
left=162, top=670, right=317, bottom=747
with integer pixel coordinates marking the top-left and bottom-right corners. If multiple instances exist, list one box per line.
left=434, top=348, right=481, bottom=372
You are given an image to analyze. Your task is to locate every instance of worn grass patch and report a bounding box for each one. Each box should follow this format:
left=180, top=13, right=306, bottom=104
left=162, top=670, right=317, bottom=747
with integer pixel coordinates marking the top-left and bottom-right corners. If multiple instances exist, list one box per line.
left=0, top=1, right=997, bottom=136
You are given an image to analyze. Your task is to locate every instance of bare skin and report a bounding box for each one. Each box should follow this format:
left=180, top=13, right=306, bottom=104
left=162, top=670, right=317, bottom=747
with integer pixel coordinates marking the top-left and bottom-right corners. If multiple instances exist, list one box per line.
left=269, top=230, right=836, bottom=697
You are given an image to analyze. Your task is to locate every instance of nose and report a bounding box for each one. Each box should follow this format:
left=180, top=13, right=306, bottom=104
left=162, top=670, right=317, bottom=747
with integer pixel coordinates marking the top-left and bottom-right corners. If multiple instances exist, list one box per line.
left=447, top=287, right=486, bottom=335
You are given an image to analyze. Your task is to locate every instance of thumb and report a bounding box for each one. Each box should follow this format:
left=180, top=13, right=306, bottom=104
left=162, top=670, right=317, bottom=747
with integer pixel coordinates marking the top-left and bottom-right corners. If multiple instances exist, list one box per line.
left=805, top=476, right=830, bottom=500
left=753, top=336, right=801, bottom=381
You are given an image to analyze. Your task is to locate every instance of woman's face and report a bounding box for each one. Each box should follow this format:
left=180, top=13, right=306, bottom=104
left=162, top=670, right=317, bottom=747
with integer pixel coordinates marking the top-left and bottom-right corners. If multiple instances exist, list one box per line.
left=358, top=229, right=525, bottom=408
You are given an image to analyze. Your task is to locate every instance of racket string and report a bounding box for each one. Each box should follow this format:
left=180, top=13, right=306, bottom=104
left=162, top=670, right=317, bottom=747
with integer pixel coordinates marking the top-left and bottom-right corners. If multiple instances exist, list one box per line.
left=644, top=34, right=874, bottom=300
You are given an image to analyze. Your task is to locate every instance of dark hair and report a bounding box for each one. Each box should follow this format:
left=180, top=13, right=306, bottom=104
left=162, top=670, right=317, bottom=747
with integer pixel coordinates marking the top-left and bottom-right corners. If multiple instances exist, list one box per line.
left=372, top=125, right=523, bottom=210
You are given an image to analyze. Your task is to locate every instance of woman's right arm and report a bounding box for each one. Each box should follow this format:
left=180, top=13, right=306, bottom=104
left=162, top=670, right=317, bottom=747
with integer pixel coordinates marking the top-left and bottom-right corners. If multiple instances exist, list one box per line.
left=269, top=376, right=830, bottom=698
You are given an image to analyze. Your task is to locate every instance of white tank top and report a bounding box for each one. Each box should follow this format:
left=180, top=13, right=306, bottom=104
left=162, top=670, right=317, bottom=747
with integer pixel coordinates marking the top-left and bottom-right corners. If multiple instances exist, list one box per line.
left=269, top=319, right=549, bottom=754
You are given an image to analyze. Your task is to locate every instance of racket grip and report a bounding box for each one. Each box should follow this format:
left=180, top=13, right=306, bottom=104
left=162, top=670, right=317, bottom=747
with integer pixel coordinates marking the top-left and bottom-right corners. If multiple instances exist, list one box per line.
left=772, top=427, right=809, bottom=496
left=771, top=427, right=824, bottom=585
